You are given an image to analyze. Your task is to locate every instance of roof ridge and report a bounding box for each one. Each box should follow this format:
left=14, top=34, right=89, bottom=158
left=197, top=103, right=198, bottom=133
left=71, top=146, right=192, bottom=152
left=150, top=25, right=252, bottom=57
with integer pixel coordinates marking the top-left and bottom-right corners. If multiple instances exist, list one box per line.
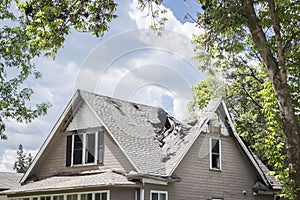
left=78, top=89, right=167, bottom=111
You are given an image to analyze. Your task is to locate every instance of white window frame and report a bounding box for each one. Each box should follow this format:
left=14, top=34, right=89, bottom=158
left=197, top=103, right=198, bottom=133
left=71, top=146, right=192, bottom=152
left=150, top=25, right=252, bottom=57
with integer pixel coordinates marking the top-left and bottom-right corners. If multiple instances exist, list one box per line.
left=71, top=131, right=99, bottom=166
left=209, top=138, right=222, bottom=170
left=9, top=191, right=110, bottom=200
left=150, top=190, right=168, bottom=200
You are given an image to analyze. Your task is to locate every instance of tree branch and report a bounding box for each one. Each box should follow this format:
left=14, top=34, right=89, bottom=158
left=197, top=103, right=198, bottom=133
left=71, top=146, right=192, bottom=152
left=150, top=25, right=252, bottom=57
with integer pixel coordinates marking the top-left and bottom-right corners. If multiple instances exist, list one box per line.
left=267, top=0, right=286, bottom=81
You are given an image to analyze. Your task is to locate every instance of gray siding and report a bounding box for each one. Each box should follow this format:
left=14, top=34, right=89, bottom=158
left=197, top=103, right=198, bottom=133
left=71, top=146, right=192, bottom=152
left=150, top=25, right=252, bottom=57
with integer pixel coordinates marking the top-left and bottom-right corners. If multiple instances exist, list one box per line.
left=142, top=132, right=273, bottom=200
left=165, top=132, right=273, bottom=200
left=110, top=188, right=136, bottom=200
left=29, top=129, right=134, bottom=180
left=0, top=195, right=7, bottom=200
left=66, top=103, right=102, bottom=131
left=143, top=184, right=168, bottom=200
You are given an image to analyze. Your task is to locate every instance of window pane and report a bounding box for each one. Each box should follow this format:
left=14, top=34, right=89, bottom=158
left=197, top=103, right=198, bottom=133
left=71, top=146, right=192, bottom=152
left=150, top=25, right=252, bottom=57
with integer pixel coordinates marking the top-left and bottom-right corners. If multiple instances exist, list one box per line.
left=86, top=134, right=95, bottom=163
left=73, top=135, right=83, bottom=165
left=33, top=198, right=38, bottom=200
left=212, top=154, right=220, bottom=169
left=67, top=194, right=77, bottom=200
left=211, top=139, right=219, bottom=153
left=101, top=193, right=107, bottom=200
left=80, top=194, right=86, bottom=200
left=87, top=194, right=92, bottom=200
left=95, top=193, right=107, bottom=200
left=159, top=194, right=166, bottom=200
left=95, top=193, right=100, bottom=200
left=53, top=196, right=64, bottom=200
left=151, top=193, right=158, bottom=200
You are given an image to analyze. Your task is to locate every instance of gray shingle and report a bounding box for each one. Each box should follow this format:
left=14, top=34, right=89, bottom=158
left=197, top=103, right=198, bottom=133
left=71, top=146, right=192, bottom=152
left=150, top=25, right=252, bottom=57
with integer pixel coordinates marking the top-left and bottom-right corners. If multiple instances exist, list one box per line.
left=253, top=155, right=281, bottom=190
left=0, top=172, right=23, bottom=190
left=79, top=90, right=216, bottom=177
left=3, top=171, right=137, bottom=194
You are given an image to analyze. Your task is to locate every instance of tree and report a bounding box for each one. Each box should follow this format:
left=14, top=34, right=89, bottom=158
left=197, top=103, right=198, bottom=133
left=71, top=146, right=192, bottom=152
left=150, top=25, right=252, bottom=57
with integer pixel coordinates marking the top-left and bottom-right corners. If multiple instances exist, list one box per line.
left=0, top=0, right=117, bottom=139
left=181, top=0, right=299, bottom=198
left=13, top=144, right=33, bottom=173
left=1, top=0, right=299, bottom=198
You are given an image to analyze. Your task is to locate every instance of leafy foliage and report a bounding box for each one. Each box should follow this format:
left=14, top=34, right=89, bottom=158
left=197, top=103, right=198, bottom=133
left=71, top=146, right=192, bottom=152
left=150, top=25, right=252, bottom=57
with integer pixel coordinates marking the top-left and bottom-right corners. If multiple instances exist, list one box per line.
left=186, top=0, right=300, bottom=198
left=0, top=0, right=118, bottom=139
left=13, top=144, right=33, bottom=173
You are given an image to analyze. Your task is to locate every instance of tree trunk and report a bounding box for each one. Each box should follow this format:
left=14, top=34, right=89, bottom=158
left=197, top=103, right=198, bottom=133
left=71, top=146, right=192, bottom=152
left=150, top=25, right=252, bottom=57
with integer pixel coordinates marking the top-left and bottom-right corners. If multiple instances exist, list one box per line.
left=243, top=0, right=300, bottom=198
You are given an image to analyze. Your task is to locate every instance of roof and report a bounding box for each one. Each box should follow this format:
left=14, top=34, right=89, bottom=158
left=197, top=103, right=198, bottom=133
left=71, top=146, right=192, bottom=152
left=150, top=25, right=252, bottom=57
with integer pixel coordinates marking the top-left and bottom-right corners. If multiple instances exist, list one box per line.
left=0, top=172, right=23, bottom=190
left=254, top=155, right=281, bottom=190
left=79, top=90, right=213, bottom=177
left=21, top=90, right=270, bottom=188
left=3, top=170, right=138, bottom=195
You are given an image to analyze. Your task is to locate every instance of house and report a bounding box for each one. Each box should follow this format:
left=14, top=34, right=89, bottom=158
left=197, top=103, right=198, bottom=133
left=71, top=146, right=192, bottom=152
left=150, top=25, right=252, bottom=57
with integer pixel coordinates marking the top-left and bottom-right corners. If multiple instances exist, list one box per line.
left=2, top=90, right=280, bottom=200
left=0, top=172, right=23, bottom=200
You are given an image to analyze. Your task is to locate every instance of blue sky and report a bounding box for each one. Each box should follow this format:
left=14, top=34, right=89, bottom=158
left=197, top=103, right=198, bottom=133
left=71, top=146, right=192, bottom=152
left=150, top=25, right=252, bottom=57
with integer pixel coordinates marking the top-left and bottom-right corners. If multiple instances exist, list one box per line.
left=0, top=0, right=203, bottom=171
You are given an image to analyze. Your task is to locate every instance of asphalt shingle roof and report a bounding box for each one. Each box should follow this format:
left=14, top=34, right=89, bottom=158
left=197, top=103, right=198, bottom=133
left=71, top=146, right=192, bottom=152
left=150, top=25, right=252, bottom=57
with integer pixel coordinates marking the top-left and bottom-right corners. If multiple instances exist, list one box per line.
left=14, top=90, right=276, bottom=193
left=80, top=90, right=219, bottom=176
left=2, top=171, right=137, bottom=194
left=0, top=172, right=23, bottom=190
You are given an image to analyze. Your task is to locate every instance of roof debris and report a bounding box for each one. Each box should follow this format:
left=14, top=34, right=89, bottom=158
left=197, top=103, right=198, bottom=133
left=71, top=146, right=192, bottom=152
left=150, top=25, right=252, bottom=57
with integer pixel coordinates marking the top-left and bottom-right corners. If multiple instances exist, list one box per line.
left=154, top=115, right=183, bottom=147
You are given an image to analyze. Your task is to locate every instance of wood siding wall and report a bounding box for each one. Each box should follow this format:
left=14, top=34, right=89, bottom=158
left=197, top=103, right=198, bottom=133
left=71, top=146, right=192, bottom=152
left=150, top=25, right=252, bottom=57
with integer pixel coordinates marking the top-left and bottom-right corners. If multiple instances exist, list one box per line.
left=66, top=103, right=102, bottom=131
left=29, top=129, right=134, bottom=180
left=143, top=184, right=168, bottom=200
left=0, top=195, right=7, bottom=200
left=163, top=132, right=273, bottom=200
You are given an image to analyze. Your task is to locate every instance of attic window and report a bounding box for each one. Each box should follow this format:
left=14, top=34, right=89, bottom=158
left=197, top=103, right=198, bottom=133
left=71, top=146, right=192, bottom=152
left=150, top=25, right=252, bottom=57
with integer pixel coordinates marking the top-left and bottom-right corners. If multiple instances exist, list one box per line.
left=210, top=138, right=221, bottom=170
left=66, top=131, right=104, bottom=167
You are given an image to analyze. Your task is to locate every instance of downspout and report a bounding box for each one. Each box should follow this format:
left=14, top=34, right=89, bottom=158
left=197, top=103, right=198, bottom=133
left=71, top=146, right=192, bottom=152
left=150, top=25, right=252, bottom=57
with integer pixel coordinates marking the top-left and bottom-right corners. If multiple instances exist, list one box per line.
left=140, top=180, right=145, bottom=200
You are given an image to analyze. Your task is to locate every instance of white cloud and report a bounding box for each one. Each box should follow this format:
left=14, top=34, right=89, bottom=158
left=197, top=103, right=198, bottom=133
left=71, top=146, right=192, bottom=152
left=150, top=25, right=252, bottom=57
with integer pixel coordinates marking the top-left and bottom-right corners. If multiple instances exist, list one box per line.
left=128, top=0, right=203, bottom=38
left=0, top=148, right=37, bottom=172
left=0, top=149, right=15, bottom=172
left=1, top=0, right=203, bottom=165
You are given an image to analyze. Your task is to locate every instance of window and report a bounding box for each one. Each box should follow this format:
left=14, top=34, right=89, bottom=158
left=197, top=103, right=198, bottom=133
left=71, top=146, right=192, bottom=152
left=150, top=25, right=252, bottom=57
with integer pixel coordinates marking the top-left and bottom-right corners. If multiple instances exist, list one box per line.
left=210, top=138, right=221, bottom=170
left=95, top=192, right=108, bottom=200
left=67, top=194, right=78, bottom=200
left=8, top=192, right=109, bottom=200
left=66, top=131, right=104, bottom=167
left=40, top=197, right=51, bottom=200
left=53, top=196, right=64, bottom=200
left=80, top=193, right=92, bottom=200
left=150, top=191, right=168, bottom=200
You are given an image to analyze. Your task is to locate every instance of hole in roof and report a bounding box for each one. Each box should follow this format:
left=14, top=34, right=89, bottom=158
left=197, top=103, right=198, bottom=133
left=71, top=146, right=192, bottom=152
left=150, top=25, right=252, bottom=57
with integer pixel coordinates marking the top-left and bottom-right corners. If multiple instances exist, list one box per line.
left=133, top=104, right=139, bottom=110
left=129, top=83, right=182, bottom=120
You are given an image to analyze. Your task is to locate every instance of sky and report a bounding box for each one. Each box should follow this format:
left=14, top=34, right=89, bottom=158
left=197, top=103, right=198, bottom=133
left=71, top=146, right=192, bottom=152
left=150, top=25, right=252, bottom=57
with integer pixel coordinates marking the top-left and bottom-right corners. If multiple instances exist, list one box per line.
left=0, top=0, right=204, bottom=172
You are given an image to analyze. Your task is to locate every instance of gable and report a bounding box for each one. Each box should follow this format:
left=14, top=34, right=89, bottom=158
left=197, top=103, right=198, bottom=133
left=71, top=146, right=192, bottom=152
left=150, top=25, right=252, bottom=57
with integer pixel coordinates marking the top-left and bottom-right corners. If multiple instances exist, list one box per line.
left=66, top=103, right=102, bottom=131
left=168, top=98, right=269, bottom=186
left=169, top=132, right=263, bottom=199
left=21, top=90, right=268, bottom=188
left=21, top=91, right=135, bottom=183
